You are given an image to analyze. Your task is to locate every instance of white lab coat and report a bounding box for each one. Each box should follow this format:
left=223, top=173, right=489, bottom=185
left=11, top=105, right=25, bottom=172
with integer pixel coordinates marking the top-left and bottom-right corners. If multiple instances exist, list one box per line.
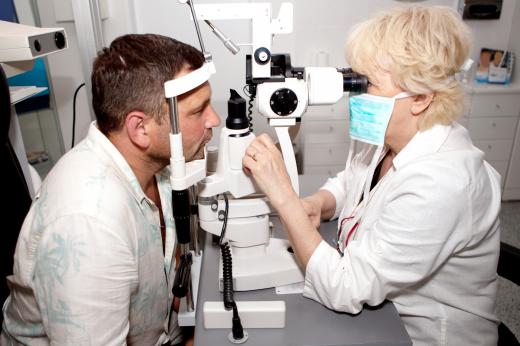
left=303, top=123, right=501, bottom=346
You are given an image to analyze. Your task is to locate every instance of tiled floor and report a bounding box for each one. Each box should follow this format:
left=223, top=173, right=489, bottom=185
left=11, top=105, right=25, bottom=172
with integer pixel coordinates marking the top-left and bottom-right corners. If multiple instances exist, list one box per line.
left=497, top=201, right=520, bottom=341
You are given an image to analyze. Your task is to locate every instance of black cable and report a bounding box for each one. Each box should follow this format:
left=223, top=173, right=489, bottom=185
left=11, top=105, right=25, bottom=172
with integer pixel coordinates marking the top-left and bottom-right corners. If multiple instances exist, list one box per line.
left=219, top=194, right=233, bottom=308
left=217, top=194, right=245, bottom=341
left=243, top=84, right=256, bottom=133
left=220, top=242, right=234, bottom=309
left=218, top=194, right=229, bottom=244
left=72, top=83, right=85, bottom=148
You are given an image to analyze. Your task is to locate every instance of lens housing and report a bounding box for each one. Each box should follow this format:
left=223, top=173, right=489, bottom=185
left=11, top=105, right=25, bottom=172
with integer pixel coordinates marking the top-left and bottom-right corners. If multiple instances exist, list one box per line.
left=339, top=68, right=368, bottom=93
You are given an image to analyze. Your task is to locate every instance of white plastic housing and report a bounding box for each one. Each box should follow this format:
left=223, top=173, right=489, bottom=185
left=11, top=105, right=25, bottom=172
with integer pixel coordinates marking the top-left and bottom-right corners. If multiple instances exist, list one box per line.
left=305, top=67, right=344, bottom=105
left=203, top=300, right=286, bottom=328
left=0, top=20, right=67, bottom=62
left=193, top=3, right=294, bottom=79
left=200, top=212, right=269, bottom=248
left=164, top=61, right=215, bottom=98
left=256, top=78, right=309, bottom=119
left=229, top=134, right=250, bottom=170
left=198, top=127, right=257, bottom=198
left=169, top=132, right=206, bottom=190
left=219, top=238, right=304, bottom=291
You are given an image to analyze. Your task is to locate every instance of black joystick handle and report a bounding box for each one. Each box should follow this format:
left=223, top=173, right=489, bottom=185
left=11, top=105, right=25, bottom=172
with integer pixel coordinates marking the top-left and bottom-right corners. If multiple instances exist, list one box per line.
left=172, top=253, right=193, bottom=297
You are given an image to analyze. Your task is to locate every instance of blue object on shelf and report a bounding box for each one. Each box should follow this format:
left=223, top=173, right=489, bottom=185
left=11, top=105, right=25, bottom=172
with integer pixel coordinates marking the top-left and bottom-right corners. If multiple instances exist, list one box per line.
left=0, top=0, right=18, bottom=22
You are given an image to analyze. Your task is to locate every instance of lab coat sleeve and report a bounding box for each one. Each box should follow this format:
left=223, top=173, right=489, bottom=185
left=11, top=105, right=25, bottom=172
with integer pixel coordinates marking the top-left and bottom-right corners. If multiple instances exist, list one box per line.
left=303, top=164, right=470, bottom=313
left=320, top=169, right=347, bottom=220
left=33, top=214, right=138, bottom=346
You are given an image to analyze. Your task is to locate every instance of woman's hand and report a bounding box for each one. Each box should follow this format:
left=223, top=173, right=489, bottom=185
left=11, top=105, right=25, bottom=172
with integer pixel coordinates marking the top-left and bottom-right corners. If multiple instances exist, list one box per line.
left=242, top=134, right=298, bottom=209
left=243, top=133, right=326, bottom=268
left=300, top=196, right=323, bottom=228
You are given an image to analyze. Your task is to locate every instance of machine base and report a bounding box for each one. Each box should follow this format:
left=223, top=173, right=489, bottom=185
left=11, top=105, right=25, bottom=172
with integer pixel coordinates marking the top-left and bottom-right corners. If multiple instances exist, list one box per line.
left=203, top=300, right=286, bottom=328
left=219, top=238, right=304, bottom=291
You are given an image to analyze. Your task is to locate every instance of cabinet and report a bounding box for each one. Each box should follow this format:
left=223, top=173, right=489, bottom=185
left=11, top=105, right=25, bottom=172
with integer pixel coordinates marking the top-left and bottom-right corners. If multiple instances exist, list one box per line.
left=300, top=98, right=350, bottom=178
left=300, top=84, right=520, bottom=200
left=465, top=85, right=520, bottom=199
left=505, top=126, right=520, bottom=199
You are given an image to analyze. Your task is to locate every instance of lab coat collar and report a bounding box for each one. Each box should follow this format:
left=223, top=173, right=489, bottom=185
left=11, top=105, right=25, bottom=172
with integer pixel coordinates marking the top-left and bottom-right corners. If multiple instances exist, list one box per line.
left=392, top=123, right=452, bottom=170
left=86, top=121, right=149, bottom=204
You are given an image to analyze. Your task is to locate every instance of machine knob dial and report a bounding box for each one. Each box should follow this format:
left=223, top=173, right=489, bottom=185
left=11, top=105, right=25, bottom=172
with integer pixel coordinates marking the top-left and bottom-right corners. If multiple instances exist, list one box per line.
left=269, top=88, right=298, bottom=116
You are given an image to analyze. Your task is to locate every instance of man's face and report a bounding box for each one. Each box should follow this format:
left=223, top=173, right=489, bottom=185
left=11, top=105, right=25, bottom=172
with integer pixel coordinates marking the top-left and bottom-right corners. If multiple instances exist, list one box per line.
left=149, top=69, right=220, bottom=166
left=177, top=81, right=220, bottom=161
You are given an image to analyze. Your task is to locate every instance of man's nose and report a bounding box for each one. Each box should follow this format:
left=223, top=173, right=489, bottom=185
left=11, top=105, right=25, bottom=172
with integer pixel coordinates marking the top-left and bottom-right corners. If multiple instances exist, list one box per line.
left=205, top=106, right=221, bottom=128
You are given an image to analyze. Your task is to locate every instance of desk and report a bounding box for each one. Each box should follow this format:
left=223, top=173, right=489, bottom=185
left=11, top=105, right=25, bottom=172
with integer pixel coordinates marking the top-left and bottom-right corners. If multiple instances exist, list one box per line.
left=194, top=175, right=412, bottom=346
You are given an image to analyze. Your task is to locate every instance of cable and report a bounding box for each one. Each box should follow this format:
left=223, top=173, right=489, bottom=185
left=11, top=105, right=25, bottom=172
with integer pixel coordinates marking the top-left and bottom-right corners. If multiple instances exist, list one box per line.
left=220, top=242, right=234, bottom=309
left=243, top=84, right=256, bottom=133
left=218, top=194, right=229, bottom=244
left=71, top=83, right=85, bottom=148
left=218, top=194, right=246, bottom=342
left=219, top=194, right=233, bottom=308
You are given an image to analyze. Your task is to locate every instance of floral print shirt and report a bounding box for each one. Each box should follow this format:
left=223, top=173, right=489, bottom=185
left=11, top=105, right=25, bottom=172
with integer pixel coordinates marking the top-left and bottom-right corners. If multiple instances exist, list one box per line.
left=2, top=122, right=181, bottom=345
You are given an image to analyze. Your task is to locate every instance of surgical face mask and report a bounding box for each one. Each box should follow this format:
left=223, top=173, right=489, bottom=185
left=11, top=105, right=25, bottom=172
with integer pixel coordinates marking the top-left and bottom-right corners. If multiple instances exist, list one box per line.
left=348, top=92, right=413, bottom=146
left=341, top=91, right=414, bottom=245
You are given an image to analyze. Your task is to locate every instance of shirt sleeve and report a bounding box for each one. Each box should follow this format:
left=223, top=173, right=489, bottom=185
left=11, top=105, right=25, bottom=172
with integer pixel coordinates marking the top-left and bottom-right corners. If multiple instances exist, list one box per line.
left=303, top=165, right=470, bottom=313
left=320, top=170, right=347, bottom=220
left=33, top=214, right=138, bottom=346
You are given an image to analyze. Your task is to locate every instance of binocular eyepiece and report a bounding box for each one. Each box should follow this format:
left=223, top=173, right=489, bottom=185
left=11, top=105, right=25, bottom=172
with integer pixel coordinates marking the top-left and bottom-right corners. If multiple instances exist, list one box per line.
left=338, top=68, right=368, bottom=94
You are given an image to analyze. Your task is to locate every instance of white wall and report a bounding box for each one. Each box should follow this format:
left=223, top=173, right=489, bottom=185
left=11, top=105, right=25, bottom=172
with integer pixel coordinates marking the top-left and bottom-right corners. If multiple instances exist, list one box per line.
left=33, top=0, right=134, bottom=151
left=130, top=0, right=457, bottom=143
left=17, top=0, right=520, bottom=153
left=507, top=0, right=520, bottom=83
left=463, top=0, right=517, bottom=67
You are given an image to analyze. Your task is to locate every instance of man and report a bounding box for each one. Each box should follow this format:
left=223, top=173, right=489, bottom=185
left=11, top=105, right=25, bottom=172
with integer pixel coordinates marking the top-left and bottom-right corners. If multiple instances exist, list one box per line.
left=1, top=34, right=220, bottom=345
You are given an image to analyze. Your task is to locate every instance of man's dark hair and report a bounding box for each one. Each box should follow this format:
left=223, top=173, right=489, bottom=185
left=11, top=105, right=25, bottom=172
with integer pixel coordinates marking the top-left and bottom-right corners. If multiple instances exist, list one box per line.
left=91, top=34, right=204, bottom=135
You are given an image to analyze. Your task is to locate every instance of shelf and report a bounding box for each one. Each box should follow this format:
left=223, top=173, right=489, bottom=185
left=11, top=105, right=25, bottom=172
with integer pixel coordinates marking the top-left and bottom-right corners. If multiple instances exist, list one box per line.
left=9, top=86, right=47, bottom=104
left=464, top=81, right=520, bottom=95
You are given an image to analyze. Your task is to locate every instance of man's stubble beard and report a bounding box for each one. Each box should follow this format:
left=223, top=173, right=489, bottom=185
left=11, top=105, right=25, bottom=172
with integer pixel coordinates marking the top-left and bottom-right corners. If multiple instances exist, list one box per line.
left=186, top=131, right=212, bottom=162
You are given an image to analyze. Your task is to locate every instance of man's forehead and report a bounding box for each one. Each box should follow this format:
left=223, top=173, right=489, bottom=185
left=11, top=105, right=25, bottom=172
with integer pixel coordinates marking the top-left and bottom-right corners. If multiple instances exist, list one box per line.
left=178, top=81, right=211, bottom=105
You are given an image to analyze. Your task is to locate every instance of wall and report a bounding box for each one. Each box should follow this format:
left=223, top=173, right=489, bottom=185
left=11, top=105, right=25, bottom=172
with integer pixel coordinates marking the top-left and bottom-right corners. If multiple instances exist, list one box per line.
left=31, top=0, right=134, bottom=151
left=16, top=0, right=520, bottom=154
left=130, top=0, right=457, bottom=144
left=463, top=0, right=517, bottom=62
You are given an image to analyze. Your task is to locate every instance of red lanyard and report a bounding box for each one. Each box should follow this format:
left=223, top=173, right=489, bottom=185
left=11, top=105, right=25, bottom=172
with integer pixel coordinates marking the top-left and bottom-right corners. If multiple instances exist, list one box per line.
left=338, top=216, right=360, bottom=252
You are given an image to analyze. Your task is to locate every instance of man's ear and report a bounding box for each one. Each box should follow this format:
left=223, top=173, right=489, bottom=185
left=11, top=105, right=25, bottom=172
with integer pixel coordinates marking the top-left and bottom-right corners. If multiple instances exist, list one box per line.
left=410, top=93, right=434, bottom=116
left=125, top=111, right=151, bottom=149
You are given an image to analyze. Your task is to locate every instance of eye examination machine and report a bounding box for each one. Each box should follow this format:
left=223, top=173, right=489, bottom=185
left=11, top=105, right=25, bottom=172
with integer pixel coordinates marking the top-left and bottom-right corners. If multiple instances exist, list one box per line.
left=165, top=1, right=367, bottom=342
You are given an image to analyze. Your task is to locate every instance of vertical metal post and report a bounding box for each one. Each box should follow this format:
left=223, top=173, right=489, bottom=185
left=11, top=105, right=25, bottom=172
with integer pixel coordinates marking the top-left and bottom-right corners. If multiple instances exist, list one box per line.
left=189, top=185, right=201, bottom=255
left=168, top=97, right=180, bottom=134
left=70, top=0, right=105, bottom=120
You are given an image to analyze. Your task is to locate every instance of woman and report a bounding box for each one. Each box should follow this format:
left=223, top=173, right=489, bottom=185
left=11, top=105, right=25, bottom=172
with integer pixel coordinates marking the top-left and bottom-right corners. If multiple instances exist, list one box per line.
left=243, top=6, right=501, bottom=346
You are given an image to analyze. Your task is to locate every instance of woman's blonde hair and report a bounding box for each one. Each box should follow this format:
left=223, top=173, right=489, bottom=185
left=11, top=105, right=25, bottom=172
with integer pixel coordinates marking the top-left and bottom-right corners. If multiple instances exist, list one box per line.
left=346, top=6, right=472, bottom=130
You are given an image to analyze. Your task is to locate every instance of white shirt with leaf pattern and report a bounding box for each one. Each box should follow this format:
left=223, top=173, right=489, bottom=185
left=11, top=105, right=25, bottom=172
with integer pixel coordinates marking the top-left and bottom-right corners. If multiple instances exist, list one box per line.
left=2, top=122, right=181, bottom=346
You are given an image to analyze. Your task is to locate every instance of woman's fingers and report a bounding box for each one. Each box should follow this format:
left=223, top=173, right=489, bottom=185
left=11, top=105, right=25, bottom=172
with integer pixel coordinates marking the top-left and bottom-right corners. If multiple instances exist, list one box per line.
left=256, top=133, right=276, bottom=148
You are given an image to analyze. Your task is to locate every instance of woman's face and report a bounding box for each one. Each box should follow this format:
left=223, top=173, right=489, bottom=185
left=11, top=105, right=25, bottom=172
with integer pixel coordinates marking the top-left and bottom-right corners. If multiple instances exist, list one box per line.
left=366, top=70, right=414, bottom=147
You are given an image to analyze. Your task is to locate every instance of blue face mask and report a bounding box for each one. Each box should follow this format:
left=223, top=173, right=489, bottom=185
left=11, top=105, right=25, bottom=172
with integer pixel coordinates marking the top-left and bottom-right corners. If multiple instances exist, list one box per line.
left=348, top=92, right=413, bottom=146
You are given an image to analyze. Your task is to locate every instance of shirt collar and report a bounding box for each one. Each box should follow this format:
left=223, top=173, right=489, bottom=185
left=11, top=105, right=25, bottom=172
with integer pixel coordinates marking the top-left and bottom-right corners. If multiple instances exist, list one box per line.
left=86, top=121, right=148, bottom=204
left=392, top=123, right=452, bottom=170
